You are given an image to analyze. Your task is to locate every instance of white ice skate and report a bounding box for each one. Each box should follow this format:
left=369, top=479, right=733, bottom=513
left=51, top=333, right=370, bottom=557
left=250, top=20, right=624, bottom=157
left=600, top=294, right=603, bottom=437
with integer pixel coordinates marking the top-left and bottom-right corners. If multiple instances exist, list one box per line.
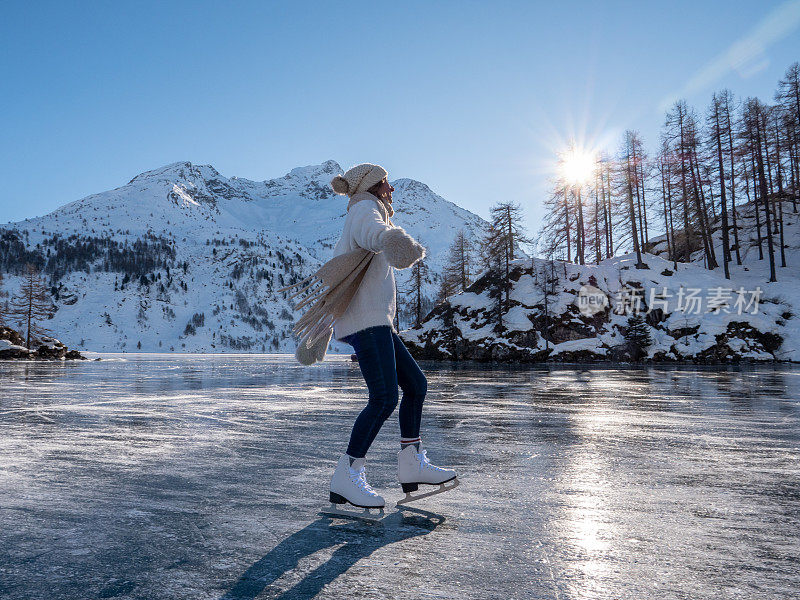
left=320, top=454, right=387, bottom=522
left=396, top=446, right=459, bottom=506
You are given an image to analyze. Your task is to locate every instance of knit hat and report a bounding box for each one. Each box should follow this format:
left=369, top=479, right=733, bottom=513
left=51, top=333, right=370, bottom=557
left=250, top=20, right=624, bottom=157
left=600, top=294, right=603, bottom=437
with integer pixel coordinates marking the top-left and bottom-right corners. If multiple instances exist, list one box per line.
left=331, top=163, right=388, bottom=197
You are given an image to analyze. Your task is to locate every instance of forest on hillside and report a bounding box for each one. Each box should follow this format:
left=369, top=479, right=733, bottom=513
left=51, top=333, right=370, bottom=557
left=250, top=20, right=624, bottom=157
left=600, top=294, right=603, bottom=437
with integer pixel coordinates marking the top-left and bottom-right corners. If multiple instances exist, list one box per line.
left=535, top=61, right=800, bottom=282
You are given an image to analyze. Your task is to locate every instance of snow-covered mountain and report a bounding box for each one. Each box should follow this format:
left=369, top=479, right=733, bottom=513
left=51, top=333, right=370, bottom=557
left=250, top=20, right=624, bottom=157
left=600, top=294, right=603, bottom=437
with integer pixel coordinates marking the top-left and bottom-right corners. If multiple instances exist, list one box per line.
left=0, top=161, right=487, bottom=352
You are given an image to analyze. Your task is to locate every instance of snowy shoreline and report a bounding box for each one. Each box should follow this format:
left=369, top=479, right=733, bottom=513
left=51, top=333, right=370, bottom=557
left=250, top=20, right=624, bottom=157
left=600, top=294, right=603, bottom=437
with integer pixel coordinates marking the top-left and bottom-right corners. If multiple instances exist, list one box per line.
left=401, top=250, right=799, bottom=364
left=9, top=349, right=794, bottom=367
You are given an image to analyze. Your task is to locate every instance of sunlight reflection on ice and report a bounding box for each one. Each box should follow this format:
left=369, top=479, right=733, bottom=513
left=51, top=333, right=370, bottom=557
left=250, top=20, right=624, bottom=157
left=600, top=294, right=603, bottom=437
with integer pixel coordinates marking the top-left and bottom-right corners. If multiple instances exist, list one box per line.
left=0, top=355, right=798, bottom=599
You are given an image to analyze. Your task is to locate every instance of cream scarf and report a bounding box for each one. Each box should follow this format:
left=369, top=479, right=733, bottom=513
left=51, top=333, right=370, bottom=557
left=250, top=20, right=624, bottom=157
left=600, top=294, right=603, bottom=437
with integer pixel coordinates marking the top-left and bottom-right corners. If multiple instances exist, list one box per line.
left=276, top=193, right=394, bottom=359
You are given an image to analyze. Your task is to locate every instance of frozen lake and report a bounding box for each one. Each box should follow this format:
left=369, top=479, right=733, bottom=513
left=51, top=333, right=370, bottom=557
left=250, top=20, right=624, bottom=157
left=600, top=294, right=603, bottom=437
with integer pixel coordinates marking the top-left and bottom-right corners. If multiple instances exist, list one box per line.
left=1, top=355, right=799, bottom=600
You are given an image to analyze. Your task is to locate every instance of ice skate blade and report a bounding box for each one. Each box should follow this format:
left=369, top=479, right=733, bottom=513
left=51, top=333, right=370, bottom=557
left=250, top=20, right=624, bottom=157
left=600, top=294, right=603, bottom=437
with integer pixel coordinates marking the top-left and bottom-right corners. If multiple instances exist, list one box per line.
left=396, top=478, right=459, bottom=506
left=319, top=503, right=387, bottom=523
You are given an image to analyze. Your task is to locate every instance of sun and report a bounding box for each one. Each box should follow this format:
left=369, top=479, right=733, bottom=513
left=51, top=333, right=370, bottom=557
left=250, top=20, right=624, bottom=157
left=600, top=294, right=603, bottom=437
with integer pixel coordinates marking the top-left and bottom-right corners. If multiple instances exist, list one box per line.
left=559, top=146, right=596, bottom=186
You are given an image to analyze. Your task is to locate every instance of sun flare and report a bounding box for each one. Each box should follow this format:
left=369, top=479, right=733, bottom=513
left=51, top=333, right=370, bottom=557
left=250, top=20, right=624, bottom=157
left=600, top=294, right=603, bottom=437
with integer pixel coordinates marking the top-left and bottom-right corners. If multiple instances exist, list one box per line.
left=559, top=146, right=597, bottom=186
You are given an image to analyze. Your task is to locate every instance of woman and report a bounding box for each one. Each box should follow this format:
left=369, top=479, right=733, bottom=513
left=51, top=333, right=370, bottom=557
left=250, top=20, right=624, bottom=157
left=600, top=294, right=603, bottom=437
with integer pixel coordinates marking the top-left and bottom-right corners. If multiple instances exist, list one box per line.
left=327, top=163, right=457, bottom=510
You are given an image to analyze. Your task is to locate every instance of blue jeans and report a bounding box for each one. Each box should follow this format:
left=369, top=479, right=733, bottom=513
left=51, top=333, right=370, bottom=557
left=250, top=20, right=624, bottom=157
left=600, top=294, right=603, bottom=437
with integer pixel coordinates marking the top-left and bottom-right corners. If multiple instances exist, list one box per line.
left=341, top=325, right=427, bottom=458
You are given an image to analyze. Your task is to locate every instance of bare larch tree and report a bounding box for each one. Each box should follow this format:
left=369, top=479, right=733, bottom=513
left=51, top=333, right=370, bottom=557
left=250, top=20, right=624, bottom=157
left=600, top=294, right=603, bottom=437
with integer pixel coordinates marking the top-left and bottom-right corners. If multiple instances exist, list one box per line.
left=10, top=264, right=53, bottom=349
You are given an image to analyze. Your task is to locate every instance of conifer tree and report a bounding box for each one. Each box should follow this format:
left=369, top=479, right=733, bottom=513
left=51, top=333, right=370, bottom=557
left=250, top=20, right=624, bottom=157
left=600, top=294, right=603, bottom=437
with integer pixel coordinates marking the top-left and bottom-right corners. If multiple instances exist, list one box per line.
left=574, top=185, right=586, bottom=265
left=771, top=107, right=788, bottom=268
left=435, top=271, right=459, bottom=306
left=631, top=132, right=650, bottom=250
left=480, top=220, right=508, bottom=331
left=624, top=312, right=652, bottom=361
left=10, top=264, right=52, bottom=349
left=592, top=171, right=603, bottom=263
left=656, top=138, right=678, bottom=269
left=708, top=91, right=732, bottom=279
left=409, top=253, right=430, bottom=328
left=742, top=98, right=778, bottom=281
left=533, top=258, right=559, bottom=350
left=776, top=62, right=800, bottom=203
left=620, top=131, right=647, bottom=268
left=663, top=100, right=718, bottom=269
left=600, top=155, right=615, bottom=258
left=720, top=89, right=744, bottom=264
left=755, top=103, right=778, bottom=282
left=0, top=272, right=6, bottom=326
left=484, top=201, right=532, bottom=314
left=664, top=100, right=695, bottom=260
left=537, top=187, right=572, bottom=260
left=443, top=229, right=475, bottom=294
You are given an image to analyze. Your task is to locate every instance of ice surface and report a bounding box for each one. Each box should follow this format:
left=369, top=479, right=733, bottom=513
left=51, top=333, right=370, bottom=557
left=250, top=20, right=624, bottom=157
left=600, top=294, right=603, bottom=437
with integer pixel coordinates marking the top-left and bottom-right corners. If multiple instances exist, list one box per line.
left=1, top=355, right=799, bottom=599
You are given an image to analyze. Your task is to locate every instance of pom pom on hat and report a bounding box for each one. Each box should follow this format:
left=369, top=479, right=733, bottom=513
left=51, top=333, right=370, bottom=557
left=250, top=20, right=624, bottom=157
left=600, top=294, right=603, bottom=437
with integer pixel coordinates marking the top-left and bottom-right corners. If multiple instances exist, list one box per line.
left=330, top=175, right=350, bottom=195
left=331, top=163, right=388, bottom=197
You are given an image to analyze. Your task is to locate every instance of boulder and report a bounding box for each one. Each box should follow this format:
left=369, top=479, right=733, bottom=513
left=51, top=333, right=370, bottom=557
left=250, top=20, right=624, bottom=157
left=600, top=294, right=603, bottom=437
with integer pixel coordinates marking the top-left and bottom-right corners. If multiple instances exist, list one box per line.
left=0, top=327, right=86, bottom=360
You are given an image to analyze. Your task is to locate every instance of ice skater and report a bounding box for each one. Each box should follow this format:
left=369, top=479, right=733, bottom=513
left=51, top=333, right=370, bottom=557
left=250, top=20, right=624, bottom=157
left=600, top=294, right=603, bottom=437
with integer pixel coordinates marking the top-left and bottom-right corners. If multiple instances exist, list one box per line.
left=321, top=163, right=458, bottom=514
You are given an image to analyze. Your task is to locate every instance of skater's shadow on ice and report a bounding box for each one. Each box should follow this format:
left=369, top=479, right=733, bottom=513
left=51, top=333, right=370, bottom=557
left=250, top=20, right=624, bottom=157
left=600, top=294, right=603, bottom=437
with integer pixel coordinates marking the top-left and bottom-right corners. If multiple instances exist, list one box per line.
left=220, top=506, right=444, bottom=600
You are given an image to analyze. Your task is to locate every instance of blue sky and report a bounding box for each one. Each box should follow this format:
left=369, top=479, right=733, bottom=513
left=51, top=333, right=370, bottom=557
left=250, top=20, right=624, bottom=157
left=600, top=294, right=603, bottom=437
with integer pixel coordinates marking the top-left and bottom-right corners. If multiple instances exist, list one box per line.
left=1, top=0, right=798, bottom=235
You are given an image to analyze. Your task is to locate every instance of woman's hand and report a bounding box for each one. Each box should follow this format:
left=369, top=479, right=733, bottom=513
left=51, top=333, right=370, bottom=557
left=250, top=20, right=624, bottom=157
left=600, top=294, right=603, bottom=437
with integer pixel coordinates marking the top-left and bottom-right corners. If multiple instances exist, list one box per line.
left=378, top=227, right=426, bottom=269
left=296, top=328, right=333, bottom=365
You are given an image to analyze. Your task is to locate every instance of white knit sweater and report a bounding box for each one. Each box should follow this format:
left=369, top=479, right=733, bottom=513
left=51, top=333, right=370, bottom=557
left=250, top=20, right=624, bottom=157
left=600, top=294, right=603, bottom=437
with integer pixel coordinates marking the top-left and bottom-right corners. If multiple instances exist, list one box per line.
left=332, top=193, right=397, bottom=341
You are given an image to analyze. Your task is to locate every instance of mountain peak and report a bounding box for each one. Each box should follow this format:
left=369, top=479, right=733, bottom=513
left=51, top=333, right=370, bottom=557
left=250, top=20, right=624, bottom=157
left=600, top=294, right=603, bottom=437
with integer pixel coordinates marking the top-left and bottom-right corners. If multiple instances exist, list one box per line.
left=127, top=162, right=222, bottom=186
left=260, top=160, right=343, bottom=200
left=320, top=159, right=342, bottom=174
left=282, top=160, right=342, bottom=180
left=391, top=178, right=432, bottom=193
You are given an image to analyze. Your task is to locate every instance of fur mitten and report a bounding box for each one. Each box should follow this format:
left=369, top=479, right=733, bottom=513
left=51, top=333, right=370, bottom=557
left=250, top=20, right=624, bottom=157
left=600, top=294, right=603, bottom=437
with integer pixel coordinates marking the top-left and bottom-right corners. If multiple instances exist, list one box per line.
left=378, top=227, right=426, bottom=269
left=295, top=327, right=333, bottom=365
